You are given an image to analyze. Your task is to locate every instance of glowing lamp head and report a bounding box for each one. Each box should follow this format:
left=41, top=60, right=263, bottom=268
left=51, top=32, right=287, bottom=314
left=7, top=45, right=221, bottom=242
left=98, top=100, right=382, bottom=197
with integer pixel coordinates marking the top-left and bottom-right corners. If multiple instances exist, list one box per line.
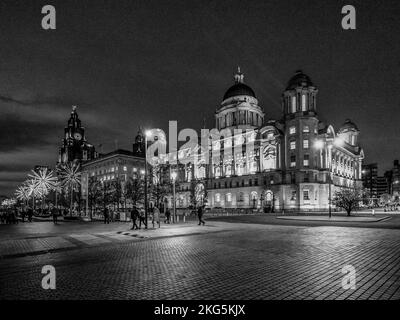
left=171, top=171, right=177, bottom=180
left=314, top=140, right=324, bottom=150
left=334, top=137, right=344, bottom=147
left=145, top=130, right=152, bottom=138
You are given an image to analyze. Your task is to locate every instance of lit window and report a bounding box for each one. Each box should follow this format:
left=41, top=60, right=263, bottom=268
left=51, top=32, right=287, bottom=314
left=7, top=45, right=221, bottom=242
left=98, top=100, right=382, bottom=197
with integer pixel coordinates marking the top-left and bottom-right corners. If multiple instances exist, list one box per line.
left=291, top=96, right=296, bottom=113
left=226, top=193, right=232, bottom=202
left=111, top=167, right=115, bottom=172
left=289, top=126, right=296, bottom=134
left=303, top=190, right=310, bottom=201
left=303, top=155, right=309, bottom=167
left=303, top=139, right=309, bottom=149
left=123, top=166, right=127, bottom=171
left=133, top=167, right=137, bottom=172
left=215, top=193, right=221, bottom=202
left=303, top=126, right=310, bottom=133
left=290, top=141, right=296, bottom=150
left=290, top=155, right=296, bottom=167
left=301, top=95, right=307, bottom=111
left=267, top=133, right=274, bottom=139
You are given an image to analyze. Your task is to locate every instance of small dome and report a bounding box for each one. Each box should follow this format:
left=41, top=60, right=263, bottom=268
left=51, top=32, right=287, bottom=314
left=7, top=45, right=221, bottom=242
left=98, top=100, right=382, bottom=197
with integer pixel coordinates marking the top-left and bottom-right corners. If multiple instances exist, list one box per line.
left=222, top=67, right=256, bottom=101
left=339, top=119, right=359, bottom=132
left=286, top=70, right=313, bottom=90
left=223, top=82, right=256, bottom=101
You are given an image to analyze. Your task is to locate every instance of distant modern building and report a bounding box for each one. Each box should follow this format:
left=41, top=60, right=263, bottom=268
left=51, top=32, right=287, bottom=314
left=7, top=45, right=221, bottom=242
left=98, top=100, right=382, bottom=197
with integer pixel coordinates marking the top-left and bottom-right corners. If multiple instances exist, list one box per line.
left=57, top=106, right=97, bottom=167
left=361, top=163, right=390, bottom=199
left=376, top=176, right=390, bottom=197
left=154, top=69, right=365, bottom=212
left=384, top=160, right=400, bottom=195
left=362, top=163, right=378, bottom=197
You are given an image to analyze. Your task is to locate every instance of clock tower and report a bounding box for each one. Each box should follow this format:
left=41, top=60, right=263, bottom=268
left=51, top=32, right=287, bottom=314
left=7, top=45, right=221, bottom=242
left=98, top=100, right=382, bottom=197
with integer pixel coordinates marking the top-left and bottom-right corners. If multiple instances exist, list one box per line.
left=58, top=106, right=96, bottom=166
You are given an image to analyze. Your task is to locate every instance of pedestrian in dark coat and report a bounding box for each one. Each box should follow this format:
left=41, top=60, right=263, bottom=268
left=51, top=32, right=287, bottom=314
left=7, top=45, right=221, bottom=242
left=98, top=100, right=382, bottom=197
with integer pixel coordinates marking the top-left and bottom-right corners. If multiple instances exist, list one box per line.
left=103, top=208, right=110, bottom=224
left=27, top=208, right=33, bottom=222
left=165, top=209, right=171, bottom=224
left=130, top=206, right=139, bottom=230
left=197, top=205, right=205, bottom=226
left=139, top=209, right=147, bottom=229
left=13, top=208, right=19, bottom=224
left=51, top=205, right=58, bottom=225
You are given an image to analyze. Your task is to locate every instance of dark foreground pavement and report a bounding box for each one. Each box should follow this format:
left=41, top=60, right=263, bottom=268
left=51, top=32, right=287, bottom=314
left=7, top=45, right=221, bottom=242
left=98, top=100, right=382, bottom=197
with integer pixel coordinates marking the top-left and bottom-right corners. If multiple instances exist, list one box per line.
left=0, top=218, right=399, bottom=300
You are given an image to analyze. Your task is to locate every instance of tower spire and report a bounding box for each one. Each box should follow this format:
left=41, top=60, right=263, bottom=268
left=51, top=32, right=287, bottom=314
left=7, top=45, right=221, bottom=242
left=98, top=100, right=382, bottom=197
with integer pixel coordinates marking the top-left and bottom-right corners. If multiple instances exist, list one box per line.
left=234, top=66, right=244, bottom=83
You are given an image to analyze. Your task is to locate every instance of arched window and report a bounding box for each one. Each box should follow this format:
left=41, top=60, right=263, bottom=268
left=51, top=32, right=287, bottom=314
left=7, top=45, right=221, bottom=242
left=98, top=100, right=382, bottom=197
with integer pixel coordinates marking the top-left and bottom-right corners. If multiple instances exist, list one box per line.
left=301, top=94, right=307, bottom=111
left=291, top=96, right=297, bottom=113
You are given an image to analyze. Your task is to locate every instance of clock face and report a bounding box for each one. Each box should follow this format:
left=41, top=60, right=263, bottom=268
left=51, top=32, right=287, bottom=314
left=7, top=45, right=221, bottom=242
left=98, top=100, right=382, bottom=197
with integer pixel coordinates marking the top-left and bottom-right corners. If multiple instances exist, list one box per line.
left=74, top=133, right=82, bottom=140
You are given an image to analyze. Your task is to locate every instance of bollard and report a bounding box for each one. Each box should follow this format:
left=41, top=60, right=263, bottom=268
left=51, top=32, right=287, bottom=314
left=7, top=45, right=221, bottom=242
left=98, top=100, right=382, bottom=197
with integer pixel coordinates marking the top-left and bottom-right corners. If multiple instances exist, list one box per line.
left=183, top=215, right=186, bottom=223
left=177, top=216, right=179, bottom=223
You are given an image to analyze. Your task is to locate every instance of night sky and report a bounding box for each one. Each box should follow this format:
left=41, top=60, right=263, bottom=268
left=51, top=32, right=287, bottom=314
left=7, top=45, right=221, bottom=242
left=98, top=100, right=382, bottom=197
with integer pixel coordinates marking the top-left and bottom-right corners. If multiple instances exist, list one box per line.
left=1, top=0, right=400, bottom=196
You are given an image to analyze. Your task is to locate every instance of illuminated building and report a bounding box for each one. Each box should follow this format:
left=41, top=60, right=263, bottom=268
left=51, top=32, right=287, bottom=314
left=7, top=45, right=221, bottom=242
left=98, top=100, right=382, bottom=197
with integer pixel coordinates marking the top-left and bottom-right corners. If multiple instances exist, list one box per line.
left=160, top=69, right=365, bottom=212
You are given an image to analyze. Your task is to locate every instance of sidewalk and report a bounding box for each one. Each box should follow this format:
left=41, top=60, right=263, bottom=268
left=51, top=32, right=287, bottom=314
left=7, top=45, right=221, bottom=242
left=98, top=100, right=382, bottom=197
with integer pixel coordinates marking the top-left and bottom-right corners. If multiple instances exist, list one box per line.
left=276, top=215, right=391, bottom=222
left=0, top=221, right=236, bottom=259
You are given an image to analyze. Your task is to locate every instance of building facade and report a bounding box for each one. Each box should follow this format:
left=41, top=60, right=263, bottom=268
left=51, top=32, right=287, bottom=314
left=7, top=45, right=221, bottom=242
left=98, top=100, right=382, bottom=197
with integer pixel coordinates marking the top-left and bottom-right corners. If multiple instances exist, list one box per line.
left=80, top=149, right=146, bottom=209
left=158, top=69, right=364, bottom=212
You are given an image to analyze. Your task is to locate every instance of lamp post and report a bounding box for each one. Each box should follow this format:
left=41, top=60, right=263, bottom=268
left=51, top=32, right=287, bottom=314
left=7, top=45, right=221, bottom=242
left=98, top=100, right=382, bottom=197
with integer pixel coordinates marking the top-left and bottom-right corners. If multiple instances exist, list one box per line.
left=314, top=137, right=344, bottom=218
left=144, top=130, right=152, bottom=229
left=171, top=171, right=177, bottom=223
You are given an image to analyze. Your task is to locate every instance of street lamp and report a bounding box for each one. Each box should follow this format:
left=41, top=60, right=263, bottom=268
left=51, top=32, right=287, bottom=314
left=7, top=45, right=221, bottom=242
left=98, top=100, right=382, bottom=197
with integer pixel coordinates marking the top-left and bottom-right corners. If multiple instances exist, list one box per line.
left=144, top=130, right=152, bottom=229
left=171, top=171, right=177, bottom=223
left=314, top=137, right=344, bottom=218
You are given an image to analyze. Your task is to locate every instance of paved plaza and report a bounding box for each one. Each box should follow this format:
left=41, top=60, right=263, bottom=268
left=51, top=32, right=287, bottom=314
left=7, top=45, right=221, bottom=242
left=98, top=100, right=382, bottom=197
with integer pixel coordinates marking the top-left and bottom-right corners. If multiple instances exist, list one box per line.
left=0, top=216, right=399, bottom=300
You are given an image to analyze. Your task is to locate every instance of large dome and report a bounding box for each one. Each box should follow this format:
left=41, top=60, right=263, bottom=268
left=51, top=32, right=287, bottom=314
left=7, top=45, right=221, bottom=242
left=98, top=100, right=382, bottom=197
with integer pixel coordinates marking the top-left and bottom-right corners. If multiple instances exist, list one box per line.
left=286, top=70, right=313, bottom=90
left=223, top=82, right=256, bottom=101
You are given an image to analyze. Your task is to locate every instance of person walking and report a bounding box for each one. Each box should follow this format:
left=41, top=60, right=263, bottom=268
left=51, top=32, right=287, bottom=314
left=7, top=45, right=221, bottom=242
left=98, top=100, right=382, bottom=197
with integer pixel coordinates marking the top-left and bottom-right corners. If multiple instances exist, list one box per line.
left=103, top=207, right=110, bottom=224
left=153, top=206, right=160, bottom=228
left=130, top=206, right=139, bottom=230
left=12, top=208, right=19, bottom=224
left=50, top=204, right=58, bottom=225
left=139, top=208, right=147, bottom=229
left=164, top=208, right=171, bottom=224
left=27, top=207, right=33, bottom=222
left=197, top=205, right=205, bottom=226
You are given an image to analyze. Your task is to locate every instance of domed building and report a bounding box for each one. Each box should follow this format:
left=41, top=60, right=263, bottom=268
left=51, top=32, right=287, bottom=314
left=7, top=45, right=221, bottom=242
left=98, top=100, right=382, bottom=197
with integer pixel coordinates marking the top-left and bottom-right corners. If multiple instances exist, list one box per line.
left=216, top=67, right=264, bottom=130
left=160, top=69, right=365, bottom=212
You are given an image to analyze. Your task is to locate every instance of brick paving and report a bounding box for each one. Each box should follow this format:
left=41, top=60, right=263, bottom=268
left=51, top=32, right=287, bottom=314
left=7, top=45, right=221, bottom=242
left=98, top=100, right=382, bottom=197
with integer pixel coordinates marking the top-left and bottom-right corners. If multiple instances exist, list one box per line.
left=0, top=220, right=399, bottom=300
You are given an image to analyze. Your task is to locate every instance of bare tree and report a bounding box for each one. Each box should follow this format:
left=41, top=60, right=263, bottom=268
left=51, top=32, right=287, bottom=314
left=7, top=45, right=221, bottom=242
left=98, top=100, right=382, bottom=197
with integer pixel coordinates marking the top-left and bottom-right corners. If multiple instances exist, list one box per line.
left=125, top=177, right=144, bottom=207
left=101, top=182, right=113, bottom=214
left=111, top=178, right=123, bottom=211
left=332, top=186, right=364, bottom=216
left=88, top=177, right=102, bottom=219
